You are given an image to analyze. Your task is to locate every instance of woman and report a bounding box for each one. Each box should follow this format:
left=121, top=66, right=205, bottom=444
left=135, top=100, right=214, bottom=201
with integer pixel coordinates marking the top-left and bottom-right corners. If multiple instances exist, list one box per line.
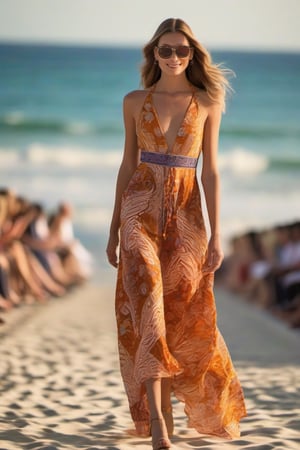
left=48, top=203, right=93, bottom=281
left=0, top=194, right=65, bottom=302
left=106, top=18, right=246, bottom=450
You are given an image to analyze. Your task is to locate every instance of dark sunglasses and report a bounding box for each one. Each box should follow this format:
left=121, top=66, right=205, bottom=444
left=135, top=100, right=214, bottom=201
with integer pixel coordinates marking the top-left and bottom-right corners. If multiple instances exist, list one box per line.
left=156, top=45, right=192, bottom=59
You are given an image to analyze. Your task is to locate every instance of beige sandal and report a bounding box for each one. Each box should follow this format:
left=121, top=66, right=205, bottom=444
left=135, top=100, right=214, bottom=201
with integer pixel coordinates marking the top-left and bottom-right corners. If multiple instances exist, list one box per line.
left=150, top=417, right=171, bottom=449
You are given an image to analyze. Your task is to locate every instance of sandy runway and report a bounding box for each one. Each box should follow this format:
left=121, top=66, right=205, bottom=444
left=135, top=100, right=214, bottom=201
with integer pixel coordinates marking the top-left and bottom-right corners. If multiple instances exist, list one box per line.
left=0, top=271, right=299, bottom=450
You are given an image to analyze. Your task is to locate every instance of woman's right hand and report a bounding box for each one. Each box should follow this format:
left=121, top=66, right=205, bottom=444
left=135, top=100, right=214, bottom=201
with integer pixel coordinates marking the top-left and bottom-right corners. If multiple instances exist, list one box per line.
left=106, top=232, right=119, bottom=268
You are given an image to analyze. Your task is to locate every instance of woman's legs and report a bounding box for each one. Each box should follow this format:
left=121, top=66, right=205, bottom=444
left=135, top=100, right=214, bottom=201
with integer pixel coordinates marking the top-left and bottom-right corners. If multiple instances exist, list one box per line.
left=25, top=251, right=66, bottom=296
left=161, top=378, right=174, bottom=437
left=145, top=378, right=163, bottom=418
left=145, top=377, right=172, bottom=448
left=8, top=242, right=46, bottom=301
left=161, top=378, right=172, bottom=411
left=0, top=255, right=21, bottom=305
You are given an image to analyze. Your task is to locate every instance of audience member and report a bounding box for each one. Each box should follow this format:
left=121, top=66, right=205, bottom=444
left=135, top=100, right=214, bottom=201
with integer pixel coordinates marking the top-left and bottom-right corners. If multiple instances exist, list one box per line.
left=0, top=189, right=91, bottom=324
left=222, top=220, right=300, bottom=328
left=48, top=202, right=93, bottom=281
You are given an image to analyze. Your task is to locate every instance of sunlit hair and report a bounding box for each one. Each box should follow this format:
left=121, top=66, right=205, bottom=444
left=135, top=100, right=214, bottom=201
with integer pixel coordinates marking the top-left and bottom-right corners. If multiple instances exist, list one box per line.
left=141, top=18, right=233, bottom=107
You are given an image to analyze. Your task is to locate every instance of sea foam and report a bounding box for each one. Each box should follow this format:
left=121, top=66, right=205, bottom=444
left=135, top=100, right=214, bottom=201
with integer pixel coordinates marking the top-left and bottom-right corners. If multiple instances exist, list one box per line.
left=26, top=144, right=122, bottom=168
left=219, top=148, right=269, bottom=175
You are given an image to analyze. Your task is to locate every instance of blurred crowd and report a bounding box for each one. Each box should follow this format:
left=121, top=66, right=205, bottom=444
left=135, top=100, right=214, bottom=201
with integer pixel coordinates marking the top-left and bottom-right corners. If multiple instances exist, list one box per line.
left=219, top=220, right=300, bottom=329
left=0, top=188, right=93, bottom=324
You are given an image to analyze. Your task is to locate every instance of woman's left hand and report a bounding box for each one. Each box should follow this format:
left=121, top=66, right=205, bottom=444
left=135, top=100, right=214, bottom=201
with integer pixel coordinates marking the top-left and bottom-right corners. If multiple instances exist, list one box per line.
left=202, top=235, right=224, bottom=274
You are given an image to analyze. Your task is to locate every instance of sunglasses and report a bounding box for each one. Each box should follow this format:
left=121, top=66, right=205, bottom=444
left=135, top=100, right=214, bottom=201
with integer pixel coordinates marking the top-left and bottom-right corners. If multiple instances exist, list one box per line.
left=156, top=45, right=192, bottom=59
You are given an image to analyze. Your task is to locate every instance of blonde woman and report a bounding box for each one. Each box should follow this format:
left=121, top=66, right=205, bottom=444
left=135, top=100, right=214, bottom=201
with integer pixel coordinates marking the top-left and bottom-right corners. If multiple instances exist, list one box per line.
left=106, top=18, right=246, bottom=450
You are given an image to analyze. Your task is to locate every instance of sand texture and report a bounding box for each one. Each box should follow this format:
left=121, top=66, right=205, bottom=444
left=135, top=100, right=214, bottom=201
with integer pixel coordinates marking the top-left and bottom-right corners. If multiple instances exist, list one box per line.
left=0, top=272, right=299, bottom=450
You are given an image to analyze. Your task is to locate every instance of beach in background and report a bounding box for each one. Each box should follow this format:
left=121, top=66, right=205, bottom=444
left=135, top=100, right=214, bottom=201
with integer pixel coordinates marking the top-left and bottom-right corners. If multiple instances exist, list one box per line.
left=0, top=43, right=299, bottom=276
left=1, top=281, right=299, bottom=450
left=1, top=42, right=300, bottom=450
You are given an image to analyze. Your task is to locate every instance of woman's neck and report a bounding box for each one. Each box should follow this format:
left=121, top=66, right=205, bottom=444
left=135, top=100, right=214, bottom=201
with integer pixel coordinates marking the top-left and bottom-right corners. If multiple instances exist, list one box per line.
left=154, top=74, right=192, bottom=94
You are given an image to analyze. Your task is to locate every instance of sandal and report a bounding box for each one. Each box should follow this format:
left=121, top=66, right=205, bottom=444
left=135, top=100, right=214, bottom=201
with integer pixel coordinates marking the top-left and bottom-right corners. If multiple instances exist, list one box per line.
left=150, top=417, right=171, bottom=449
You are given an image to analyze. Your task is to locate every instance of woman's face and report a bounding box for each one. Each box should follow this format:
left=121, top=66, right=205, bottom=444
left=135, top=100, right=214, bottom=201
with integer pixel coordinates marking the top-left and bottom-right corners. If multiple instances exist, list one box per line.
left=154, top=32, right=193, bottom=77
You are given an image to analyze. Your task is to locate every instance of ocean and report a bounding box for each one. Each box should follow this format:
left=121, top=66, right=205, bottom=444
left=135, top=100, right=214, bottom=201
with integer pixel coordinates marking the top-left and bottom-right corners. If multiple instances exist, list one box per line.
left=0, top=43, right=299, bottom=273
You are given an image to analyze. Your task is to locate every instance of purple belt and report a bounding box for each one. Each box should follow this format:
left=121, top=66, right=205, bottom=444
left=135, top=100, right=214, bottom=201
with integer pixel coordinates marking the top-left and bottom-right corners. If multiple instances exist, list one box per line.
left=140, top=150, right=198, bottom=168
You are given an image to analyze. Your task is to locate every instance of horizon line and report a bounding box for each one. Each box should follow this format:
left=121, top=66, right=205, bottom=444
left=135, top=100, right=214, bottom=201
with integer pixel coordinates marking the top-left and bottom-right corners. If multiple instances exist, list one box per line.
left=0, top=38, right=299, bottom=54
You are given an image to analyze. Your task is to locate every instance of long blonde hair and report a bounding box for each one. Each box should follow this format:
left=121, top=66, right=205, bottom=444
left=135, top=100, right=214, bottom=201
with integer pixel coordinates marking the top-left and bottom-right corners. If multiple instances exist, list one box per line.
left=141, top=18, right=232, bottom=105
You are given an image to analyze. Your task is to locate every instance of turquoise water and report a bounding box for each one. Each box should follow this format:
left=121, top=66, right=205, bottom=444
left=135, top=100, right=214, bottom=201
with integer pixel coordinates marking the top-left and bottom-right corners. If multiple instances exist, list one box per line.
left=0, top=43, right=299, bottom=269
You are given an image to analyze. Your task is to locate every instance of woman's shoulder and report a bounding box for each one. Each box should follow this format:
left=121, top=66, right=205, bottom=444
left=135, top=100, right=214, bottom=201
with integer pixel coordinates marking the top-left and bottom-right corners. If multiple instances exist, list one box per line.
left=194, top=88, right=225, bottom=113
left=124, top=89, right=149, bottom=103
left=123, top=89, right=150, bottom=117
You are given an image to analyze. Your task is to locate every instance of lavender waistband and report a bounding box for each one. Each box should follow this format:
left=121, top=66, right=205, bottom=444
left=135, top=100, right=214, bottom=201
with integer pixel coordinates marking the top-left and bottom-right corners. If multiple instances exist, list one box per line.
left=140, top=151, right=198, bottom=168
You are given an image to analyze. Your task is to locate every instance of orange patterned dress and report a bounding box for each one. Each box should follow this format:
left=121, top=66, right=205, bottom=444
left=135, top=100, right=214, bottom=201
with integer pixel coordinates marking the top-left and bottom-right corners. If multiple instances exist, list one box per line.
left=115, top=87, right=247, bottom=439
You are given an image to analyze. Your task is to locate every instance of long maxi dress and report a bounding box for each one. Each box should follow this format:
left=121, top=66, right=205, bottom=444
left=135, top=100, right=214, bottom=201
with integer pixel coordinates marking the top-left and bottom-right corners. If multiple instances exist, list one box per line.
left=115, top=87, right=247, bottom=439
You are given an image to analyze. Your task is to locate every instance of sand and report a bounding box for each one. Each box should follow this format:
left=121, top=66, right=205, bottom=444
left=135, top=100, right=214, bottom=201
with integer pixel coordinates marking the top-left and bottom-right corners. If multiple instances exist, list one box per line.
left=0, top=269, right=299, bottom=450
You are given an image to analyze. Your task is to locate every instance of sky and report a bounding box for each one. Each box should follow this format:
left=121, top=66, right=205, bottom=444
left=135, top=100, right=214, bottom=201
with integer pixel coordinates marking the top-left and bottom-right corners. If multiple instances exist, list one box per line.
left=0, top=0, right=299, bottom=51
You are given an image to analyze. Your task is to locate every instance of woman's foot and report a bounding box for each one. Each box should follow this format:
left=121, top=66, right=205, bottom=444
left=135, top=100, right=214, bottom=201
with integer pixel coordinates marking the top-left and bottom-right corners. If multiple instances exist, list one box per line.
left=162, top=406, right=174, bottom=437
left=150, top=417, right=171, bottom=449
left=0, top=297, right=13, bottom=311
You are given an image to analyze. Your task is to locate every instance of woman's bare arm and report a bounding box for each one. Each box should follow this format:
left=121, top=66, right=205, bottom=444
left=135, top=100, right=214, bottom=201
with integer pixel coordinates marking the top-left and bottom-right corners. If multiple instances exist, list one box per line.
left=106, top=92, right=141, bottom=267
left=201, top=100, right=224, bottom=273
left=0, top=210, right=36, bottom=245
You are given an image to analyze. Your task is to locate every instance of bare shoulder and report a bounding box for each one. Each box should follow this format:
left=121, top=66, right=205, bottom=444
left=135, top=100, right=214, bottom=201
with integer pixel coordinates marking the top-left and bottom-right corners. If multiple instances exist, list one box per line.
left=123, top=89, right=149, bottom=119
left=195, top=89, right=224, bottom=116
left=124, top=89, right=148, bottom=102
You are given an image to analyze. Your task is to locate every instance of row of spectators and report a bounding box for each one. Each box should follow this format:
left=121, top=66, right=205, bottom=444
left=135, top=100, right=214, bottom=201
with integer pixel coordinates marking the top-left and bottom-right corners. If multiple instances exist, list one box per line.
left=0, top=188, right=93, bottom=324
left=219, top=220, right=300, bottom=329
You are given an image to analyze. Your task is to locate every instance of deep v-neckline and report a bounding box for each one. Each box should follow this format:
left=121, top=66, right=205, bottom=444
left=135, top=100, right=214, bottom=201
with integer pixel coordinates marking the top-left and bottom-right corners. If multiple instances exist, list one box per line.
left=150, top=89, right=195, bottom=153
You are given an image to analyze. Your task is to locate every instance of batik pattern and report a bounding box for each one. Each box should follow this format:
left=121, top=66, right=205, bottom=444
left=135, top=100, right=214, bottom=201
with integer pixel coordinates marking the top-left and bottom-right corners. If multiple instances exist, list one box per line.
left=115, top=89, right=247, bottom=439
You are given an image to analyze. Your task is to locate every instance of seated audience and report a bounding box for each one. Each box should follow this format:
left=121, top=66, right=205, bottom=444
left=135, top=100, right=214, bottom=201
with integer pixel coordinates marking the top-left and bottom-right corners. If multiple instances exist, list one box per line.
left=0, top=189, right=91, bottom=324
left=222, top=220, right=300, bottom=328
left=48, top=202, right=93, bottom=281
